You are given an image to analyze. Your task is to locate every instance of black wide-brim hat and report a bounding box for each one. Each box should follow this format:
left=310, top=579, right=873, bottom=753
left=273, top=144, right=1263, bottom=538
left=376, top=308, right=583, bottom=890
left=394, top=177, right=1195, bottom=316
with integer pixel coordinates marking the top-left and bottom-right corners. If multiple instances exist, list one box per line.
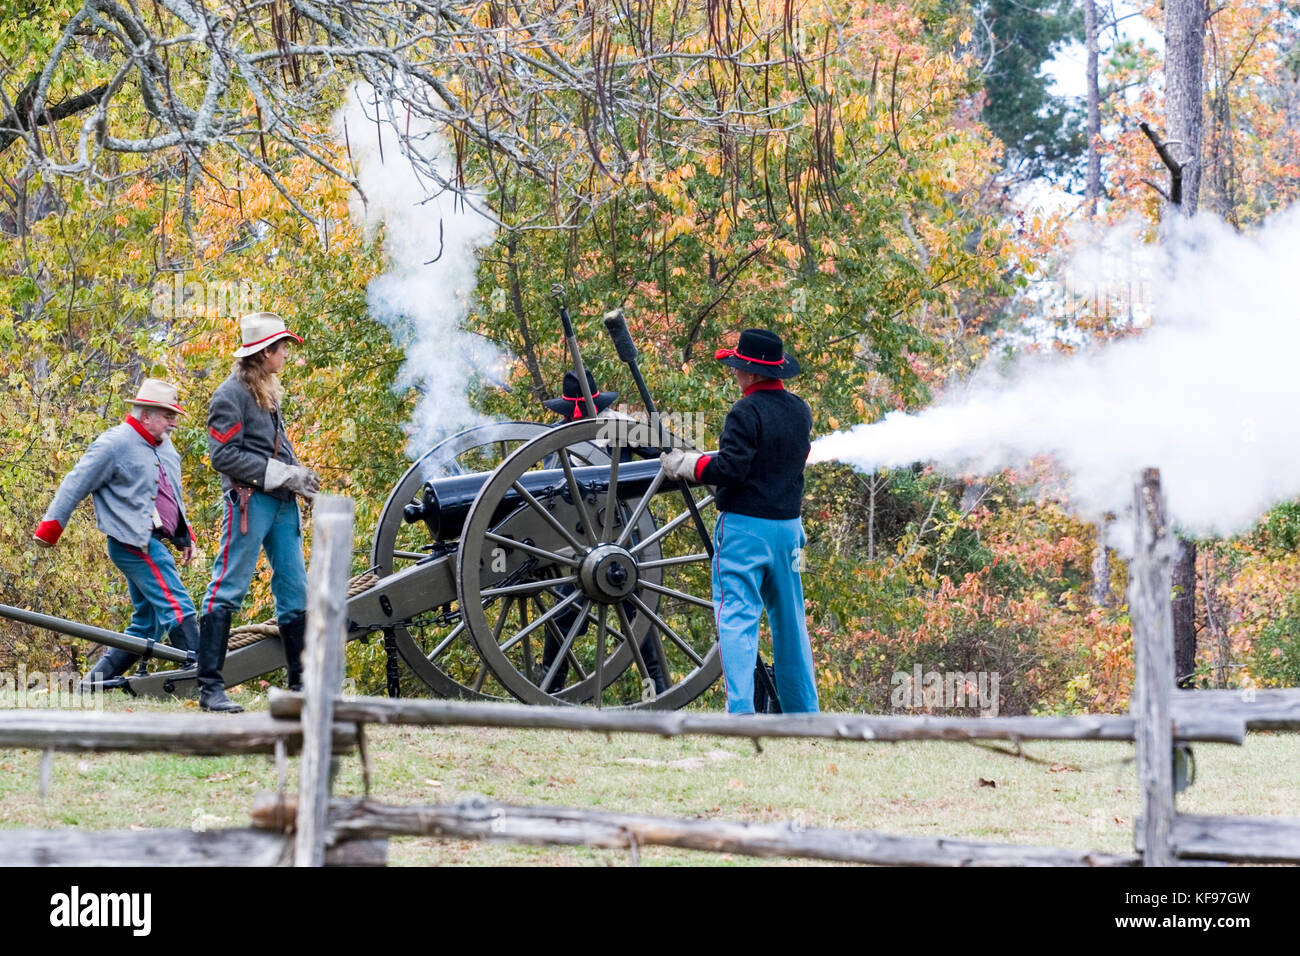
left=542, top=369, right=619, bottom=419
left=715, top=328, right=800, bottom=378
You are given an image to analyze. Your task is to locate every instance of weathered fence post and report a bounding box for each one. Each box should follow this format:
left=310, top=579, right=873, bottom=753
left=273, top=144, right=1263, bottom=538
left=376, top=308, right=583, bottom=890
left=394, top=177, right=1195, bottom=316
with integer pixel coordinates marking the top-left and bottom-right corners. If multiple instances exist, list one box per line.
left=1130, top=469, right=1176, bottom=866
left=295, top=495, right=354, bottom=867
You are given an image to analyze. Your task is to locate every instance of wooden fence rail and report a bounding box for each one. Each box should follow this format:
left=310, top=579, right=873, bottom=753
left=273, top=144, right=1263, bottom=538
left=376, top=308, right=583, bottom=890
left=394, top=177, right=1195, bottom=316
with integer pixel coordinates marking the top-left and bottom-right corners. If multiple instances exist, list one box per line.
left=266, top=692, right=1247, bottom=744
left=0, top=827, right=385, bottom=866
left=0, top=710, right=356, bottom=755
left=5, top=473, right=1296, bottom=868
left=251, top=793, right=1139, bottom=867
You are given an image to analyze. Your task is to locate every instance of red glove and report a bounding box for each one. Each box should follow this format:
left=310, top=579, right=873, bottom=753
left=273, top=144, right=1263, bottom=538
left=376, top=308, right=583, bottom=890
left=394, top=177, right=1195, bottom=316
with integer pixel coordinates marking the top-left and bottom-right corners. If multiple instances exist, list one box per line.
left=33, top=520, right=63, bottom=546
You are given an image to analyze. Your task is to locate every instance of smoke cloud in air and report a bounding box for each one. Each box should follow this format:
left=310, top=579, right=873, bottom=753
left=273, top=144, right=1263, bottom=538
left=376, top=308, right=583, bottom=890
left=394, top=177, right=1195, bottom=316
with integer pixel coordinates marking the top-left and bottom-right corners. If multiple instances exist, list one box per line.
left=334, top=85, right=503, bottom=455
left=810, top=209, right=1300, bottom=547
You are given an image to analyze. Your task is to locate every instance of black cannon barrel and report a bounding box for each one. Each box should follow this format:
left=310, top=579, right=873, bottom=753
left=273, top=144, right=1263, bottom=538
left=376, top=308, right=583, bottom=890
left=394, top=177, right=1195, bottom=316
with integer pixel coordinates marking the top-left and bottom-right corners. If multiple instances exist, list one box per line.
left=0, top=603, right=193, bottom=664
left=406, top=456, right=668, bottom=541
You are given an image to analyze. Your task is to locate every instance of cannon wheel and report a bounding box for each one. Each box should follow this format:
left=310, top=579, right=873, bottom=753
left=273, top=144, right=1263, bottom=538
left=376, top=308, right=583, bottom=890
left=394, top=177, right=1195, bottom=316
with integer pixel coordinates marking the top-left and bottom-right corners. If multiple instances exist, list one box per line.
left=371, top=422, right=633, bottom=700
left=457, top=419, right=722, bottom=709
left=372, top=422, right=556, bottom=700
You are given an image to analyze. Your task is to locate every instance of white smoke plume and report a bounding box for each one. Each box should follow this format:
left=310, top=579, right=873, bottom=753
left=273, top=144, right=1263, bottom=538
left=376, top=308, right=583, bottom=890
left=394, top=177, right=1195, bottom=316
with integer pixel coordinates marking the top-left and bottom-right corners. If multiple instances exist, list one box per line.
left=811, top=208, right=1300, bottom=548
left=333, top=85, right=503, bottom=455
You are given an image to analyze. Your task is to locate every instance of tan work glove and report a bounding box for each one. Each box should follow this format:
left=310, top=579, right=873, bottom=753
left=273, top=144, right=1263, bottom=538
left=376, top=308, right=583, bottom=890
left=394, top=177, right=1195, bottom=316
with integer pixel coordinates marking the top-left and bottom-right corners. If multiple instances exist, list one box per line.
left=659, top=449, right=703, bottom=482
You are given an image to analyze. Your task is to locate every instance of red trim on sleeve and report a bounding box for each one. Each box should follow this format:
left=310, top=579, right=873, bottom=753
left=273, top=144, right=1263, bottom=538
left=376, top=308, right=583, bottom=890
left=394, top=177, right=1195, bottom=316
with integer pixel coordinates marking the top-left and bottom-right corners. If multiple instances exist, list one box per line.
left=209, top=422, right=243, bottom=444
left=34, top=520, right=63, bottom=545
left=694, top=454, right=712, bottom=483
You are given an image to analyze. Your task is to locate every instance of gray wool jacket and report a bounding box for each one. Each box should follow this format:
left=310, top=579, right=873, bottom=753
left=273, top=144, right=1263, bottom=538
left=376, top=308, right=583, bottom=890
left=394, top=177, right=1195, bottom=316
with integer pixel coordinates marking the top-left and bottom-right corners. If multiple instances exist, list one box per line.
left=206, top=373, right=299, bottom=502
left=40, top=419, right=192, bottom=549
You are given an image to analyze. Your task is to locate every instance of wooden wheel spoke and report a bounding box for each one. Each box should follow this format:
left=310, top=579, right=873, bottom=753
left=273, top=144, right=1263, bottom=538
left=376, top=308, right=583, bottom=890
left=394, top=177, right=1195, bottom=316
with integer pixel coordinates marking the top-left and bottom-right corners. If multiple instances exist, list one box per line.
left=427, top=619, right=468, bottom=663
left=615, top=603, right=652, bottom=683
left=601, top=453, right=621, bottom=542
left=615, top=467, right=667, bottom=548
left=638, top=579, right=715, bottom=610
left=484, top=531, right=579, bottom=568
left=480, top=575, right=577, bottom=599
left=593, top=606, right=607, bottom=710
left=511, top=480, right=587, bottom=553
left=636, top=553, right=710, bottom=570
left=538, top=598, right=592, bottom=693
left=559, top=448, right=600, bottom=547
left=498, top=588, right=583, bottom=653
left=629, top=493, right=716, bottom=554
left=628, top=593, right=705, bottom=668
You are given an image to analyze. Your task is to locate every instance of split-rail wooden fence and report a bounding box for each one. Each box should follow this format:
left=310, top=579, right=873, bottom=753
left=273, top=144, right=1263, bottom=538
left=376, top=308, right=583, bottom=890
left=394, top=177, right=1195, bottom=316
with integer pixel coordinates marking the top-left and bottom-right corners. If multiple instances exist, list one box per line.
left=2, top=478, right=1298, bottom=866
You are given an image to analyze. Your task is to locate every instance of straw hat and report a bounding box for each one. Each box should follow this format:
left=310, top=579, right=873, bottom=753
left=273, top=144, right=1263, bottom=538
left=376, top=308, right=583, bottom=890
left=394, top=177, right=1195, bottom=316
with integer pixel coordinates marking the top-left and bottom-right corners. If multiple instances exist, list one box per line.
left=233, top=311, right=303, bottom=358
left=133, top=378, right=185, bottom=415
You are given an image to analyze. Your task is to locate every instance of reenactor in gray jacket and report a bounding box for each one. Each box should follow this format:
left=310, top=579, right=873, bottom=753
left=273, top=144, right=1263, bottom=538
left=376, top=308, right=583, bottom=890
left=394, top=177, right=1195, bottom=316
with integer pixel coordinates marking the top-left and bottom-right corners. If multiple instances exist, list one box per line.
left=197, top=312, right=319, bottom=713
left=33, top=379, right=198, bottom=688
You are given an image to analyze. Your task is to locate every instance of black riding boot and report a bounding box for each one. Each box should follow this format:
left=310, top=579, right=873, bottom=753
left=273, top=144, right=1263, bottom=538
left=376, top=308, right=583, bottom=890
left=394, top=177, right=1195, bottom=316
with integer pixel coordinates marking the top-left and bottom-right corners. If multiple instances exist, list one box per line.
left=279, top=615, right=307, bottom=692
left=639, top=636, right=669, bottom=696
left=169, top=613, right=199, bottom=654
left=78, top=653, right=126, bottom=693
left=197, top=607, right=243, bottom=713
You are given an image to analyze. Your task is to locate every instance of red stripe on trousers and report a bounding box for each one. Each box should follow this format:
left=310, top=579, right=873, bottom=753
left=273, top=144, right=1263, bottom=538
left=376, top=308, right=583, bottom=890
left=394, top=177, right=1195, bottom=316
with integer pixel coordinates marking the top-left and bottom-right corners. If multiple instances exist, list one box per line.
left=207, top=501, right=234, bottom=615
left=130, top=544, right=184, bottom=625
left=714, top=513, right=728, bottom=691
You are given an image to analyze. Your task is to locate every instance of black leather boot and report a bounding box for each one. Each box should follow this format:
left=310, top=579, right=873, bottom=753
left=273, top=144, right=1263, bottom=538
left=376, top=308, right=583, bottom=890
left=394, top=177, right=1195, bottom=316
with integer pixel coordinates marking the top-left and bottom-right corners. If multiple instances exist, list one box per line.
left=169, top=614, right=199, bottom=654
left=78, top=653, right=127, bottom=693
left=279, top=615, right=306, bottom=692
left=197, top=607, right=243, bottom=713
left=640, top=636, right=669, bottom=695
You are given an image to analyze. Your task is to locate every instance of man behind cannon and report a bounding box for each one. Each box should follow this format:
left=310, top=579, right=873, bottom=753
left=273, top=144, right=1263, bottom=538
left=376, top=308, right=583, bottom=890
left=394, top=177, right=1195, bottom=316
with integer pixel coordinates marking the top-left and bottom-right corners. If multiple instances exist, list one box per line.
left=660, top=329, right=819, bottom=714
left=32, top=379, right=198, bottom=689
left=541, top=369, right=668, bottom=697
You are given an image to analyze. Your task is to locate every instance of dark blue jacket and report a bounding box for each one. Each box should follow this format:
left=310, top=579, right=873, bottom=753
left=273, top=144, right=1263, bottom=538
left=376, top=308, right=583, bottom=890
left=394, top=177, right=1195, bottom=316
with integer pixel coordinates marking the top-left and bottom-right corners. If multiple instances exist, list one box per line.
left=697, top=381, right=811, bottom=520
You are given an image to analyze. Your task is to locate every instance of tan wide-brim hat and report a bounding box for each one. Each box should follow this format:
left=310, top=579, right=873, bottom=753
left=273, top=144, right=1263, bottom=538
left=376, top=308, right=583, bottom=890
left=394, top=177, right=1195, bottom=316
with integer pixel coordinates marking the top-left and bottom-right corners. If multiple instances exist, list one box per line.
left=134, top=378, right=185, bottom=415
left=233, top=311, right=303, bottom=358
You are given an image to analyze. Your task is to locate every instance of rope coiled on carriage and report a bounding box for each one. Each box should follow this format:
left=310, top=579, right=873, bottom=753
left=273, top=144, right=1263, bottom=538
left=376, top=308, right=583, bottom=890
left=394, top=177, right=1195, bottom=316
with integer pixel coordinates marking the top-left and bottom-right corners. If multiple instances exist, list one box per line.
left=226, top=571, right=380, bottom=648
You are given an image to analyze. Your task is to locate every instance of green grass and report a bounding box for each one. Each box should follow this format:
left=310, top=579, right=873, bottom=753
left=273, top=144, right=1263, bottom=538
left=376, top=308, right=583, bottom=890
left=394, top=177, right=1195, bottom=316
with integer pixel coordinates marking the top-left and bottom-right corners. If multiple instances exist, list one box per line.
left=1, top=691, right=1298, bottom=865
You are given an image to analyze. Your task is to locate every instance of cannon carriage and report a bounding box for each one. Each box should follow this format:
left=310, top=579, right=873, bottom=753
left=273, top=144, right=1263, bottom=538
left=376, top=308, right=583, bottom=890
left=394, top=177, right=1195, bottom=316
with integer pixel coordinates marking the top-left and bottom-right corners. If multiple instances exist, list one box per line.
left=2, top=313, right=724, bottom=709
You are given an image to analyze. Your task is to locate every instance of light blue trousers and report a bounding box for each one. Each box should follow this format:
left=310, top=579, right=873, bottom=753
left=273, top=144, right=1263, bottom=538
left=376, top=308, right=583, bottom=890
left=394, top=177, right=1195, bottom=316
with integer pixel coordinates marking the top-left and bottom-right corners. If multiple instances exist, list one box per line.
left=711, top=512, right=819, bottom=714
left=95, top=536, right=197, bottom=678
left=203, top=490, right=307, bottom=625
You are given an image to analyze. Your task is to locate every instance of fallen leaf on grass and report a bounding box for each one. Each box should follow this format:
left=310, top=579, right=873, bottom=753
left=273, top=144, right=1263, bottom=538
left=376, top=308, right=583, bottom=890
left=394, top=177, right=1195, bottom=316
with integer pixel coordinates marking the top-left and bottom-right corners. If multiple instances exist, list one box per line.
left=206, top=772, right=233, bottom=783
left=425, top=779, right=442, bottom=788
left=825, top=762, right=839, bottom=775
left=1048, top=763, right=1081, bottom=773
left=0, top=764, right=15, bottom=773
left=727, top=778, right=744, bottom=790
left=978, top=778, right=997, bottom=788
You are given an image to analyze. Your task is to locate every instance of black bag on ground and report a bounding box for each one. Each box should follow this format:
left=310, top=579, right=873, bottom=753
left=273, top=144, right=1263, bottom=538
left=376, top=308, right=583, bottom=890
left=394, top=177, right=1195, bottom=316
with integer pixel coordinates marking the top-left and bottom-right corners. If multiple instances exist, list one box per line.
left=753, top=655, right=782, bottom=714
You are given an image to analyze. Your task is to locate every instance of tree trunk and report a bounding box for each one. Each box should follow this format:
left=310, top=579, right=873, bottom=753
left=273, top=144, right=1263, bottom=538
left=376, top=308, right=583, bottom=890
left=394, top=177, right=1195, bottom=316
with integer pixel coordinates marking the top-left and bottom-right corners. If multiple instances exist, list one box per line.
left=1091, top=516, right=1112, bottom=606
left=1172, top=538, right=1198, bottom=687
left=1162, top=0, right=1208, bottom=683
left=1165, top=0, right=1207, bottom=216
left=1084, top=0, right=1101, bottom=216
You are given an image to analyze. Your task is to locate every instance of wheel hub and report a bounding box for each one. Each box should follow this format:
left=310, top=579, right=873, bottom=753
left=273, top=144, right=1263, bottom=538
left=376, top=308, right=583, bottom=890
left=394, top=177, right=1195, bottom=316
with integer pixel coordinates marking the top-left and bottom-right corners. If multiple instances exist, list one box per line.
left=579, top=544, right=639, bottom=603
